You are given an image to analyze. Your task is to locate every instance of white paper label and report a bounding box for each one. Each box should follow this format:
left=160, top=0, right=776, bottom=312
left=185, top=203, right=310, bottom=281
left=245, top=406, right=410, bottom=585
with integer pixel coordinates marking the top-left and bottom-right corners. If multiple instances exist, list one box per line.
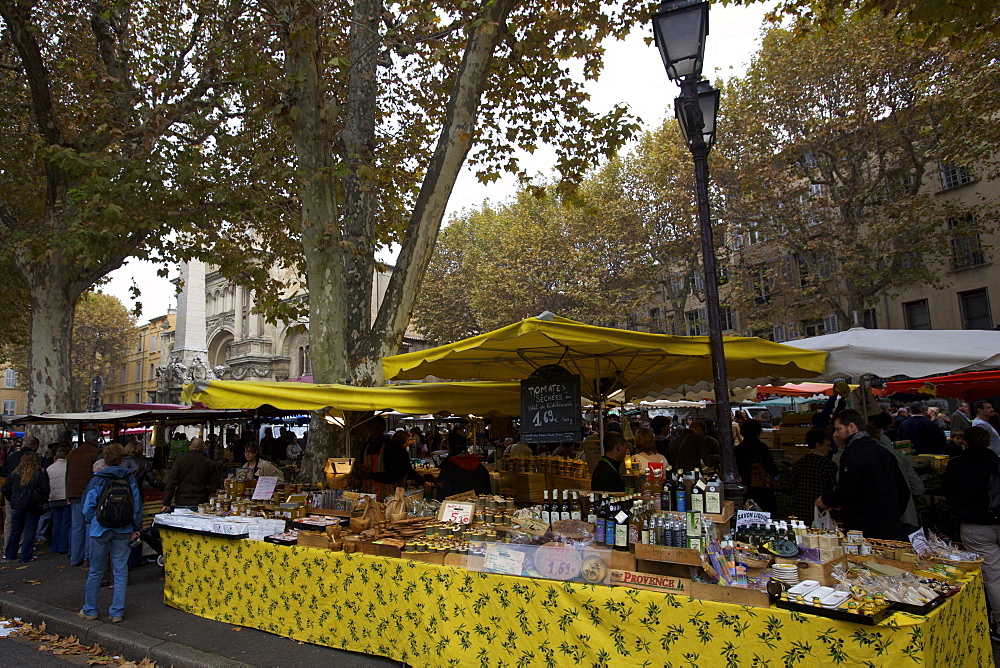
left=736, top=509, right=771, bottom=528
left=251, top=476, right=279, bottom=501
left=485, top=544, right=526, bottom=576
left=909, top=527, right=931, bottom=556
left=438, top=501, right=476, bottom=525
left=615, top=511, right=628, bottom=524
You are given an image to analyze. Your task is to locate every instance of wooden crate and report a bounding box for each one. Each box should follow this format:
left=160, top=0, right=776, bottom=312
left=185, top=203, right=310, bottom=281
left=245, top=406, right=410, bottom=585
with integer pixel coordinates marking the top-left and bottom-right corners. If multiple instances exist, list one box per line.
left=689, top=582, right=771, bottom=608
left=296, top=532, right=331, bottom=549
left=774, top=554, right=847, bottom=586
left=497, top=472, right=546, bottom=504
left=633, top=543, right=702, bottom=566
left=547, top=474, right=591, bottom=492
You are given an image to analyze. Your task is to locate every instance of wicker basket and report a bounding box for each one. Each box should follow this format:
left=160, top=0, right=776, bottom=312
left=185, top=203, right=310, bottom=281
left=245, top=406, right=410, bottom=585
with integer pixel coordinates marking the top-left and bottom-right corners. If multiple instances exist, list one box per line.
left=742, top=554, right=773, bottom=569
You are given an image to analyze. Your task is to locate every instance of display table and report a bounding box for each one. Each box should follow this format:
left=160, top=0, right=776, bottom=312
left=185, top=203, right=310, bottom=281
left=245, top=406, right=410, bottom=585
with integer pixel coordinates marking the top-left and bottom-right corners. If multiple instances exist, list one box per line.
left=161, top=529, right=991, bottom=666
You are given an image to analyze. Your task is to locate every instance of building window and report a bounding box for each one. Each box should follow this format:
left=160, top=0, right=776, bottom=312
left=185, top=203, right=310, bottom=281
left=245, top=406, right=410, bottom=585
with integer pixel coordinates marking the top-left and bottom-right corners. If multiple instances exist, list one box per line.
left=298, top=346, right=311, bottom=376
left=823, top=314, right=839, bottom=335
left=150, top=335, right=157, bottom=353
left=903, top=299, right=931, bottom=330
left=685, top=308, right=708, bottom=336
left=3, top=399, right=15, bottom=415
left=751, top=266, right=773, bottom=303
left=959, top=288, right=992, bottom=330
left=772, top=324, right=786, bottom=343
left=669, top=273, right=684, bottom=295
left=862, top=308, right=878, bottom=329
left=149, top=363, right=155, bottom=381
left=949, top=214, right=985, bottom=271
left=648, top=307, right=661, bottom=333
left=136, top=336, right=143, bottom=352
left=135, top=361, right=142, bottom=382
left=4, top=369, right=17, bottom=388
left=939, top=162, right=973, bottom=190
left=720, top=307, right=736, bottom=332
left=120, top=366, right=128, bottom=383
left=692, top=272, right=705, bottom=293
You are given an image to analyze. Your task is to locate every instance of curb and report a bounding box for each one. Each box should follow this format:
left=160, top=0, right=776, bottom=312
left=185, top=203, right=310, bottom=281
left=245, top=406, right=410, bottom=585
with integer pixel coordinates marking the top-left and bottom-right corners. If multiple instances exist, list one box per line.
left=0, top=594, right=253, bottom=668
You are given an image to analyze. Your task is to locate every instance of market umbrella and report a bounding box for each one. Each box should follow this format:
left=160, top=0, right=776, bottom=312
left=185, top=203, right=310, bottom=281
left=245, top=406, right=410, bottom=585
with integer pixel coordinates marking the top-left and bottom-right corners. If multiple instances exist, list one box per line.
left=781, top=327, right=1000, bottom=380
left=182, top=379, right=524, bottom=417
left=381, top=313, right=828, bottom=403
left=883, top=370, right=1000, bottom=401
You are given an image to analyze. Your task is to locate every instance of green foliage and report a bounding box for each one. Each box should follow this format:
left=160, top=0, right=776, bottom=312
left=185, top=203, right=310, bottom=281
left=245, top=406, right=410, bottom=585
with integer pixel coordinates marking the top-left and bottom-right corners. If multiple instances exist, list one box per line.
left=725, top=0, right=1000, bottom=49
left=412, top=166, right=657, bottom=344
left=70, top=292, right=137, bottom=411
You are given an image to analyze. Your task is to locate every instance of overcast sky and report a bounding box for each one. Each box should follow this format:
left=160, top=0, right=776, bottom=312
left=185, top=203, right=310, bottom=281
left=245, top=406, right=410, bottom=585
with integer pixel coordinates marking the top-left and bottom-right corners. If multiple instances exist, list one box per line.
left=100, top=2, right=774, bottom=322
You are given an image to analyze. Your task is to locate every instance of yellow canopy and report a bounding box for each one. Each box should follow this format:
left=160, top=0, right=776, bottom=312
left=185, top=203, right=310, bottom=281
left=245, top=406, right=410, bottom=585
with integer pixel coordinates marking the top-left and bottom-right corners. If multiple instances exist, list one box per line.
left=382, top=313, right=828, bottom=402
left=182, top=379, right=523, bottom=417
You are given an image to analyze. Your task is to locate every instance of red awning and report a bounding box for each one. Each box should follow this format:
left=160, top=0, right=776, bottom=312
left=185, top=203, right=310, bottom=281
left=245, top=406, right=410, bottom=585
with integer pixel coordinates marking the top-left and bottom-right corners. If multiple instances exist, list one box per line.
left=883, top=370, right=1000, bottom=400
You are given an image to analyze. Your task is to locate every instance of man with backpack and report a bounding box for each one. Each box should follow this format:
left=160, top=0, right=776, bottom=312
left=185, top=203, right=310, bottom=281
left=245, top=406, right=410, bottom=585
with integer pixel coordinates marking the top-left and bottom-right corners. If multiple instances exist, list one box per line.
left=78, top=443, right=141, bottom=623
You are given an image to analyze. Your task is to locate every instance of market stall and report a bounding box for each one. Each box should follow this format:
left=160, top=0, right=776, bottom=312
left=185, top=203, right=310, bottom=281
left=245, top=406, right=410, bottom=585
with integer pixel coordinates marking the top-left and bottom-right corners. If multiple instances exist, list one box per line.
left=160, top=529, right=990, bottom=666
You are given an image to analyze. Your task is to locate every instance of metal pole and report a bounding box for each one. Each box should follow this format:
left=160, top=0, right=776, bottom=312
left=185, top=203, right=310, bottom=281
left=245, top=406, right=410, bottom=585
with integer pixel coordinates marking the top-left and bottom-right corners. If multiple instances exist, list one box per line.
left=680, top=78, right=744, bottom=502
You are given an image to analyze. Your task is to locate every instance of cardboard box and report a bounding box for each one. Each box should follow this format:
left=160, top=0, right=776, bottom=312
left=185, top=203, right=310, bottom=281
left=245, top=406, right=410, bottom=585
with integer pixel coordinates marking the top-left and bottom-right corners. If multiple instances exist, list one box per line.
left=689, top=582, right=771, bottom=608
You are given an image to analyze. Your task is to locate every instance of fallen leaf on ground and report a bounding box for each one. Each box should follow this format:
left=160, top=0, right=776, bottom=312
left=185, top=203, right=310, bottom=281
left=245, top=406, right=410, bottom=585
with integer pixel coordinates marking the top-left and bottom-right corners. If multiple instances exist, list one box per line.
left=25, top=580, right=42, bottom=585
left=231, top=627, right=241, bottom=631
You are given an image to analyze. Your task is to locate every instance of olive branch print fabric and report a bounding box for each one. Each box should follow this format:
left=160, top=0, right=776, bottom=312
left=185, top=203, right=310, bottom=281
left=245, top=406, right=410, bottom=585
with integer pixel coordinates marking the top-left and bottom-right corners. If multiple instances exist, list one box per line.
left=161, top=530, right=990, bottom=667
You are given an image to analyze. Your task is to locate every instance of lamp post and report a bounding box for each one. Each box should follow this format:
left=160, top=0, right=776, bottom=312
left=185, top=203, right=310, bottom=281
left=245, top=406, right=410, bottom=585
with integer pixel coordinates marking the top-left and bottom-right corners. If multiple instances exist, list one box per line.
left=652, top=0, right=744, bottom=501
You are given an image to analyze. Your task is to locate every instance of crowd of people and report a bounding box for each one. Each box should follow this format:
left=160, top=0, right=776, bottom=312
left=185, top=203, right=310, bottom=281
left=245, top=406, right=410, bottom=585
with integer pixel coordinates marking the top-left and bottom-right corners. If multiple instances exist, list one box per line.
left=0, top=423, right=307, bottom=623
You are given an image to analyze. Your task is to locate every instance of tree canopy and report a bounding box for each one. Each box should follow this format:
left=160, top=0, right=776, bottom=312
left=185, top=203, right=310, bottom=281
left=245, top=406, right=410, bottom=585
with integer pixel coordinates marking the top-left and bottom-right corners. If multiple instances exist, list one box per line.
left=0, top=0, right=246, bottom=414
left=719, top=11, right=999, bottom=332
left=413, top=164, right=656, bottom=344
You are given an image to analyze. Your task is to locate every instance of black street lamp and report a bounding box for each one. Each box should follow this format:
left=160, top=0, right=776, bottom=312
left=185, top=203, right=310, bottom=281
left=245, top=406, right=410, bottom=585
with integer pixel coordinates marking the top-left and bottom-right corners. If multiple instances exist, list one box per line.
left=652, top=0, right=744, bottom=502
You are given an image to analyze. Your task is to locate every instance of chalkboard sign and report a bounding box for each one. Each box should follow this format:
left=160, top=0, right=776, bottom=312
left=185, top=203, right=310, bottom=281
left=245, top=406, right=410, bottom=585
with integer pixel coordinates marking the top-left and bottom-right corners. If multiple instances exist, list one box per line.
left=520, top=374, right=582, bottom=444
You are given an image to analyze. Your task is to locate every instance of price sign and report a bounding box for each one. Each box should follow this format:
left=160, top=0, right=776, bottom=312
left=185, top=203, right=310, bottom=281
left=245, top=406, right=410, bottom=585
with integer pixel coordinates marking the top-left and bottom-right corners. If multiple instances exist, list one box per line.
left=485, top=544, right=527, bottom=576
left=532, top=544, right=583, bottom=581
left=438, top=501, right=476, bottom=525
left=520, top=375, right=582, bottom=444
left=511, top=516, right=550, bottom=538
left=251, top=476, right=279, bottom=501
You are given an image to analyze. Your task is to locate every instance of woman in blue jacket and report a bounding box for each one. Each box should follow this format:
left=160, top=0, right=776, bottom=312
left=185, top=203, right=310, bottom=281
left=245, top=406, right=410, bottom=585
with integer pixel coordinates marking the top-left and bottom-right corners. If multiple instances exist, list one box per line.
left=78, top=443, right=142, bottom=623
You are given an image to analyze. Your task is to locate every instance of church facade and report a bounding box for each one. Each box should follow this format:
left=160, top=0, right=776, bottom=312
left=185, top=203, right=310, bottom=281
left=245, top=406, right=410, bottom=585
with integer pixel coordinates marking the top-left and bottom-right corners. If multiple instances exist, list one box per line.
left=103, top=261, right=428, bottom=405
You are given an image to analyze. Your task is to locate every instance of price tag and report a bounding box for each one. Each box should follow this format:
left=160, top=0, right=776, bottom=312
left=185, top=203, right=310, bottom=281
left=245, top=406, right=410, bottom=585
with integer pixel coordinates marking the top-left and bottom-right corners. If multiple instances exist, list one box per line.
left=511, top=517, right=549, bottom=538
left=615, top=510, right=628, bottom=524
left=438, top=501, right=476, bottom=525
left=485, top=544, right=526, bottom=576
left=532, top=544, right=583, bottom=581
left=251, top=476, right=279, bottom=501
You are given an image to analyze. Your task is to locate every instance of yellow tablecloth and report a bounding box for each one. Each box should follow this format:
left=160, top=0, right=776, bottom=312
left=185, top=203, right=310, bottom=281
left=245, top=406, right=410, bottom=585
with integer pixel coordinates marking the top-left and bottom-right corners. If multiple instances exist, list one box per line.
left=161, top=530, right=991, bottom=666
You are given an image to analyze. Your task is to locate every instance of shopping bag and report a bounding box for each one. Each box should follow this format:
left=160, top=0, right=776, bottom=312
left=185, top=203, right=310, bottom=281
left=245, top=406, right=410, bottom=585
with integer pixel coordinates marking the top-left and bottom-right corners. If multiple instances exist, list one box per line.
left=813, top=506, right=836, bottom=531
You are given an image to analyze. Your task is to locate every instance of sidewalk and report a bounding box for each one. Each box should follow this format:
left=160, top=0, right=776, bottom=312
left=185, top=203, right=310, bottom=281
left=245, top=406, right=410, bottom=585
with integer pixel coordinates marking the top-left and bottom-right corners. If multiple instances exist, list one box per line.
left=0, top=549, right=400, bottom=667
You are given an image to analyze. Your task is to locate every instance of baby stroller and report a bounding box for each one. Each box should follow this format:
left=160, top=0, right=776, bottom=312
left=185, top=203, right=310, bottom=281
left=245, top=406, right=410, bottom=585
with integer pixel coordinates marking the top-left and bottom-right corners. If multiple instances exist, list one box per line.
left=138, top=526, right=166, bottom=568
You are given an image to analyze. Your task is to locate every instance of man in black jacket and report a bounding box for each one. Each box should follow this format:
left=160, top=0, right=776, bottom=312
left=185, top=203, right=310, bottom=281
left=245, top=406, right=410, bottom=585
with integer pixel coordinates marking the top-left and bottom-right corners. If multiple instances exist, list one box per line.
left=897, top=401, right=947, bottom=455
left=816, top=409, right=910, bottom=540
left=591, top=433, right=627, bottom=493
left=943, top=426, right=1000, bottom=639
